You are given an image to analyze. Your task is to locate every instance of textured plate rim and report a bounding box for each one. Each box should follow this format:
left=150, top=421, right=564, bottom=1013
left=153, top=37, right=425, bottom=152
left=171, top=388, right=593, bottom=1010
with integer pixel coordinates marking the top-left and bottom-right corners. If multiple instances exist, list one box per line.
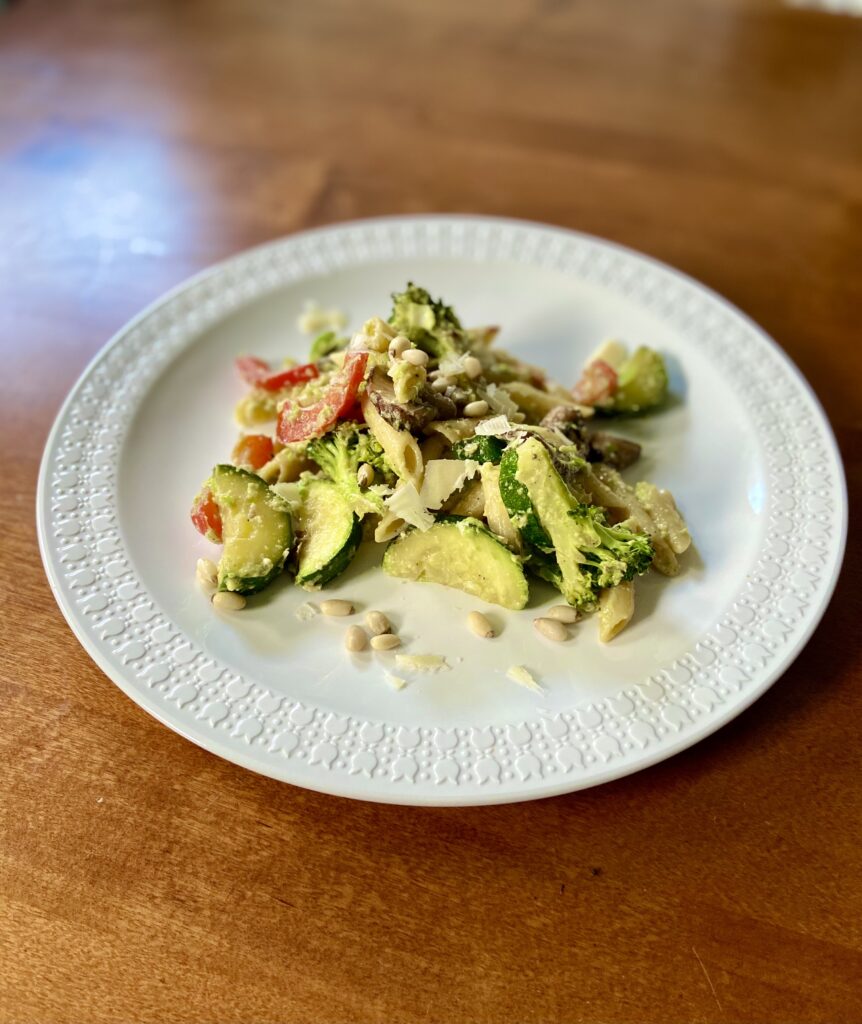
left=36, top=214, right=848, bottom=806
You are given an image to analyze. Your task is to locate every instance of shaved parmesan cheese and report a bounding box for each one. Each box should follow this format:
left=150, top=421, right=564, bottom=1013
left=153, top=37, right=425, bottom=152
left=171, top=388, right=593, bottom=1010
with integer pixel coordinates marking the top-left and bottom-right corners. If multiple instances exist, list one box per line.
left=586, top=338, right=627, bottom=370
left=484, top=383, right=521, bottom=419
left=438, top=352, right=471, bottom=377
left=386, top=673, right=407, bottom=691
left=419, top=459, right=481, bottom=509
left=384, top=482, right=434, bottom=532
left=395, top=654, right=450, bottom=673
left=295, top=601, right=319, bottom=622
left=475, top=414, right=512, bottom=436
left=507, top=665, right=543, bottom=693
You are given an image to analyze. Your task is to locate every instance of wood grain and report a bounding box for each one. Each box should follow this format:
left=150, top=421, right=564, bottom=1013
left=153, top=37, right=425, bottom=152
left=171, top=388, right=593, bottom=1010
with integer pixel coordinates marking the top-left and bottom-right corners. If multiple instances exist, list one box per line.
left=1, top=1, right=861, bottom=1022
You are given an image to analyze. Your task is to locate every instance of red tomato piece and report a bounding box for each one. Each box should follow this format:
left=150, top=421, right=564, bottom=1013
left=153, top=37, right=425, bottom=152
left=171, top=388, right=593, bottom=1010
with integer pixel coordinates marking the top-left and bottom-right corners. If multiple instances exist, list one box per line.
left=236, top=356, right=320, bottom=392
left=190, top=488, right=223, bottom=541
left=235, top=355, right=271, bottom=385
left=232, top=434, right=275, bottom=470
left=572, top=359, right=618, bottom=407
left=277, top=351, right=368, bottom=443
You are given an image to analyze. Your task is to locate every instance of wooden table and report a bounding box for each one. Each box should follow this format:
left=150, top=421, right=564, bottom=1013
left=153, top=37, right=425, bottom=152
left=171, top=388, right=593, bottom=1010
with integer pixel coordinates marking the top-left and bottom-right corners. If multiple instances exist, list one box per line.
left=2, top=2, right=860, bottom=1021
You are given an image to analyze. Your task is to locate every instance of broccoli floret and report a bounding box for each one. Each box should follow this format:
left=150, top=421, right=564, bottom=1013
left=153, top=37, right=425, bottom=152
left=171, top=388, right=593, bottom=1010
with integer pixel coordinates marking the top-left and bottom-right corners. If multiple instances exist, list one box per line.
left=566, top=502, right=654, bottom=587
left=306, top=424, right=393, bottom=518
left=610, top=347, right=668, bottom=414
left=389, top=282, right=466, bottom=360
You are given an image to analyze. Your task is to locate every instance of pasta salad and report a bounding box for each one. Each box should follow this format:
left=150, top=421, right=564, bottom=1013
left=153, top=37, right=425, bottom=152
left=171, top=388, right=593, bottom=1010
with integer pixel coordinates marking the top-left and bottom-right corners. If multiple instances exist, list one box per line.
left=191, top=284, right=691, bottom=642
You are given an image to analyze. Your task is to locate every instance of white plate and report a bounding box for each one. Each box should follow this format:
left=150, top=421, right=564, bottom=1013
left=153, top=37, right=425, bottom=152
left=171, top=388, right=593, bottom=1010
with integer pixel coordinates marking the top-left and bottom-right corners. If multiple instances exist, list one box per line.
left=38, top=216, right=847, bottom=805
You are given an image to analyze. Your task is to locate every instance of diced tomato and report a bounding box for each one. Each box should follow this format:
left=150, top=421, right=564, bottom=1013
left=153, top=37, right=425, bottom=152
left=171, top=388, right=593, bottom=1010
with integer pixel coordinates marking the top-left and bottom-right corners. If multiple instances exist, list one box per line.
left=190, top=488, right=222, bottom=541
left=340, top=399, right=365, bottom=424
left=236, top=356, right=320, bottom=392
left=235, top=355, right=271, bottom=385
left=572, top=359, right=618, bottom=407
left=232, top=434, right=275, bottom=470
left=277, top=351, right=368, bottom=443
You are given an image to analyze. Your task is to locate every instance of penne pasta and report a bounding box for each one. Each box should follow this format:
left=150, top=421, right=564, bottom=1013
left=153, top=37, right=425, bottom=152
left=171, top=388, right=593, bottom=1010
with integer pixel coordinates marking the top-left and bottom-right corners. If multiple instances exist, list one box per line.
left=586, top=465, right=680, bottom=576
left=481, top=463, right=521, bottom=551
left=445, top=479, right=486, bottom=518
left=374, top=512, right=407, bottom=544
left=257, top=445, right=315, bottom=485
left=361, top=391, right=424, bottom=490
left=424, top=418, right=480, bottom=443
left=598, top=581, right=635, bottom=642
left=634, top=482, right=692, bottom=555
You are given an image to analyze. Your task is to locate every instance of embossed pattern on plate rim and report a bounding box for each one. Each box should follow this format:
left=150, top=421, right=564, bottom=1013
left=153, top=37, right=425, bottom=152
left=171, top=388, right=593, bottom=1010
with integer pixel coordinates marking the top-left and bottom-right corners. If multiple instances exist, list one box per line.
left=37, top=215, right=848, bottom=805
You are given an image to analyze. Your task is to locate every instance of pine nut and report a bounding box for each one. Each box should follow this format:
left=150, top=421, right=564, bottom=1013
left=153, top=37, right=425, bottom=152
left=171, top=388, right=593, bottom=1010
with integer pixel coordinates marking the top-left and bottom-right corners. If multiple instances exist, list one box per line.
left=431, top=376, right=453, bottom=392
left=365, top=610, right=390, bottom=635
left=388, top=335, right=411, bottom=359
left=212, top=591, right=246, bottom=611
left=370, top=633, right=401, bottom=651
left=533, top=617, right=569, bottom=642
left=547, top=604, right=578, bottom=624
left=464, top=399, right=490, bottom=418
left=357, top=463, right=375, bottom=487
left=196, top=557, right=218, bottom=589
left=511, top=412, right=526, bottom=423
left=321, top=599, right=354, bottom=616
left=344, top=625, right=367, bottom=652
left=463, top=355, right=483, bottom=379
left=402, top=347, right=429, bottom=367
left=467, top=610, right=495, bottom=638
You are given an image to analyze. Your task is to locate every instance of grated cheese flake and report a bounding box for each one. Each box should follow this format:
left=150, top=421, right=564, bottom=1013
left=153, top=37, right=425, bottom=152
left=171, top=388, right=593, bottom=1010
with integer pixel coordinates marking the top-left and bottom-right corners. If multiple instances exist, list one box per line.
left=507, top=665, right=543, bottom=693
left=585, top=338, right=627, bottom=370
left=484, top=383, right=521, bottom=419
left=419, top=459, right=481, bottom=510
left=395, top=654, right=450, bottom=673
left=438, top=352, right=471, bottom=377
left=384, top=482, right=435, bottom=532
left=385, top=673, right=408, bottom=691
left=475, top=414, right=512, bottom=436
left=295, top=601, right=319, bottom=622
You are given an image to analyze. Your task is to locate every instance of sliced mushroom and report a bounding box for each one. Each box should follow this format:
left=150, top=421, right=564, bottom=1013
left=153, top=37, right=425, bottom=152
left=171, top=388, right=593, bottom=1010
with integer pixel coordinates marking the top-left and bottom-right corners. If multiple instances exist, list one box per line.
left=587, top=431, right=642, bottom=469
left=365, top=369, right=438, bottom=432
left=540, top=405, right=590, bottom=455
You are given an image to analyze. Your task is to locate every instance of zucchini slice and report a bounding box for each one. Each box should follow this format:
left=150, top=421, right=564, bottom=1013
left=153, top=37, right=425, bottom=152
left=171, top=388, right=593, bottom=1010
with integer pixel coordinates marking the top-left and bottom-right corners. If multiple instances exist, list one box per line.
left=451, top=435, right=506, bottom=464
left=382, top=516, right=529, bottom=610
left=498, top=446, right=553, bottom=552
left=209, top=464, right=293, bottom=594
left=295, top=477, right=362, bottom=589
left=505, top=438, right=597, bottom=610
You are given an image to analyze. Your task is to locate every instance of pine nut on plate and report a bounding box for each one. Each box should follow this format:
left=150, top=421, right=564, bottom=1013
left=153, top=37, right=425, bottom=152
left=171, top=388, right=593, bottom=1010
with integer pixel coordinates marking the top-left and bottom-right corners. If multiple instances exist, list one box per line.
left=533, top=617, right=568, bottom=642
left=321, top=599, right=354, bottom=616
left=365, top=610, right=390, bottom=635
left=370, top=633, right=401, bottom=651
left=212, top=591, right=246, bottom=611
left=344, top=625, right=367, bottom=652
left=467, top=610, right=495, bottom=638
left=547, top=604, right=578, bottom=624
